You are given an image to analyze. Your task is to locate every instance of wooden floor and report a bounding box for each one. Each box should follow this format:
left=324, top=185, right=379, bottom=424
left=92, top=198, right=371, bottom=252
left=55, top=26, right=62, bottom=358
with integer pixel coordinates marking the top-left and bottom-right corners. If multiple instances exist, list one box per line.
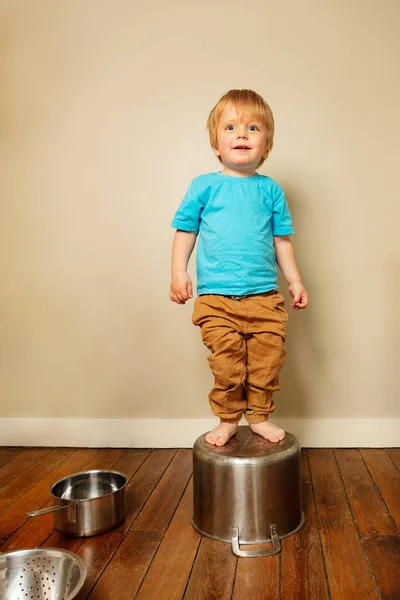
left=0, top=446, right=399, bottom=599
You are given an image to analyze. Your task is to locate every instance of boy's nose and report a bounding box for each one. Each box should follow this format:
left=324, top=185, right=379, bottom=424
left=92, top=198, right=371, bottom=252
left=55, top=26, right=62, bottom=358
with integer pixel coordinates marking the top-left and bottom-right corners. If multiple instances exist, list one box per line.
left=237, top=129, right=248, bottom=139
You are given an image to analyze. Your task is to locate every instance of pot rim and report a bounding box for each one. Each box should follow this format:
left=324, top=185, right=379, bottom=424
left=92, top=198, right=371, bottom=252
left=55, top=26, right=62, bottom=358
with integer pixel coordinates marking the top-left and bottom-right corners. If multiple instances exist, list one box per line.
left=191, top=511, right=305, bottom=544
left=50, top=469, right=128, bottom=502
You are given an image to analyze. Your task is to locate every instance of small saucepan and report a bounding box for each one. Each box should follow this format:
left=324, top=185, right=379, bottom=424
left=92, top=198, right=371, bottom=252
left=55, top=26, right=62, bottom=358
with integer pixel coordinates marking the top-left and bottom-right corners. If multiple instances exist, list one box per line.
left=27, top=469, right=127, bottom=537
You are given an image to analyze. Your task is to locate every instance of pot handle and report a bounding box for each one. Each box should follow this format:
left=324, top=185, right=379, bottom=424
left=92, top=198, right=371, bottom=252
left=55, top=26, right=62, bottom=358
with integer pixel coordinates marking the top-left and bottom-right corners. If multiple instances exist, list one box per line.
left=231, top=525, right=281, bottom=557
left=27, top=502, right=76, bottom=517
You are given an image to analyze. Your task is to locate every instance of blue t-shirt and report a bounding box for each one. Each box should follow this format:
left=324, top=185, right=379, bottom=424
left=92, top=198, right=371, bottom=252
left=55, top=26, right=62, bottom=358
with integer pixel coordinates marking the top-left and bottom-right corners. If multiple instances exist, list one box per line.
left=171, top=172, right=294, bottom=296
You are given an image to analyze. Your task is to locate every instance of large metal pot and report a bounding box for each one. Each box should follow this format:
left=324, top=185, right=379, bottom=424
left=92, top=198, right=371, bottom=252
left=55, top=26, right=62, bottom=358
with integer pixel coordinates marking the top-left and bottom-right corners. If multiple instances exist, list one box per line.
left=192, top=427, right=304, bottom=557
left=27, top=470, right=127, bottom=537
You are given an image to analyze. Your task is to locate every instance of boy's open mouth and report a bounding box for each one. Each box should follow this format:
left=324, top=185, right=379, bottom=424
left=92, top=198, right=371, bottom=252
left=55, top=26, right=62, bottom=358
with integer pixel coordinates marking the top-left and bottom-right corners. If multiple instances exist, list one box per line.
left=233, top=145, right=251, bottom=150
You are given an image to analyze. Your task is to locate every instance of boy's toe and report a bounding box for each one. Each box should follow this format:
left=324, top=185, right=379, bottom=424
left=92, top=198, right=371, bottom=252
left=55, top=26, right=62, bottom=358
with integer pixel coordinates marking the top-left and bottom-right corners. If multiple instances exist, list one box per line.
left=205, top=432, right=215, bottom=445
left=215, top=435, right=228, bottom=446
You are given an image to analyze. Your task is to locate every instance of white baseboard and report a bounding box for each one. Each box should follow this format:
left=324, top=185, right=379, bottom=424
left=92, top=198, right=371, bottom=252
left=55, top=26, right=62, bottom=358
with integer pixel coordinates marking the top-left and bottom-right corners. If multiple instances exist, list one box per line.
left=0, top=418, right=398, bottom=448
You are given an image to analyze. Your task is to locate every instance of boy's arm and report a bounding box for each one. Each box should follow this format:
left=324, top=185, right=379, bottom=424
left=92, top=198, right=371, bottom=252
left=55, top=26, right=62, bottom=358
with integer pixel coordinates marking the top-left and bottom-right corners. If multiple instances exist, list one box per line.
left=170, top=229, right=197, bottom=304
left=273, top=235, right=308, bottom=310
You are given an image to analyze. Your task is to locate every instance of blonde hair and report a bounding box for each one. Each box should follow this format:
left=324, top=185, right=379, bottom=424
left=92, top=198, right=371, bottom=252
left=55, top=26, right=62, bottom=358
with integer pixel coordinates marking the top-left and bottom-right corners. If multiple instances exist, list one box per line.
left=207, top=89, right=274, bottom=167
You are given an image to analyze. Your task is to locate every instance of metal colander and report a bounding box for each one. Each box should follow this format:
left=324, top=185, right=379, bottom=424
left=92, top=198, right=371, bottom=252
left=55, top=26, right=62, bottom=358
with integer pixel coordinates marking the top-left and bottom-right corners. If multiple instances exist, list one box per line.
left=0, top=548, right=87, bottom=600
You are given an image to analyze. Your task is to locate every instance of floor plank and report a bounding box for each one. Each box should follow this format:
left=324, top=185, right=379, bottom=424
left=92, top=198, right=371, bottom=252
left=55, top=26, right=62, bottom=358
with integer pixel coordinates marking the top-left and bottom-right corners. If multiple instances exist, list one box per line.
left=362, top=449, right=400, bottom=531
left=280, top=450, right=329, bottom=600
left=0, top=447, right=28, bottom=472
left=309, top=449, right=379, bottom=600
left=0, top=499, right=12, bottom=513
left=77, top=449, right=187, bottom=599
left=117, top=450, right=177, bottom=537
left=232, top=543, right=279, bottom=600
left=0, top=447, right=54, bottom=501
left=133, top=449, right=193, bottom=531
left=335, top=449, right=397, bottom=536
left=87, top=530, right=164, bottom=600
left=108, top=449, right=151, bottom=482
left=134, top=478, right=201, bottom=600
left=387, top=449, right=400, bottom=471
left=363, top=536, right=400, bottom=600
left=183, top=537, right=236, bottom=600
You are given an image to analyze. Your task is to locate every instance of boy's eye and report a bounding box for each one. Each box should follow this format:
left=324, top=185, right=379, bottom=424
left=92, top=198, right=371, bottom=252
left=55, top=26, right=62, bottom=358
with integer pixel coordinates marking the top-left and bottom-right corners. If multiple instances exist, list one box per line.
left=248, top=125, right=259, bottom=131
left=225, top=124, right=236, bottom=131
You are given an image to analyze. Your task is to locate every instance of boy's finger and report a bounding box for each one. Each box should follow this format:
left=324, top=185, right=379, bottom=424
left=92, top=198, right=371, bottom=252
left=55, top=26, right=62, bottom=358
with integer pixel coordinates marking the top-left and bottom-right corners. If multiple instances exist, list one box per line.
left=187, top=281, right=193, bottom=298
left=295, top=296, right=308, bottom=308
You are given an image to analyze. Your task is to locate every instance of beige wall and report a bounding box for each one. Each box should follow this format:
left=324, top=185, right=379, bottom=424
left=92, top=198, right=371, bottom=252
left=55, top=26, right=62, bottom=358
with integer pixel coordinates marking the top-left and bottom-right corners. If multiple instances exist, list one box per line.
left=1, top=0, right=399, bottom=420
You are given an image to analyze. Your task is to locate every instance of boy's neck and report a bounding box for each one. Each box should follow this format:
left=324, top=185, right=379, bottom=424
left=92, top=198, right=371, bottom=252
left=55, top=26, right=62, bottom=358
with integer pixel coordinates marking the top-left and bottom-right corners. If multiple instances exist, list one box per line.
left=220, top=166, right=257, bottom=178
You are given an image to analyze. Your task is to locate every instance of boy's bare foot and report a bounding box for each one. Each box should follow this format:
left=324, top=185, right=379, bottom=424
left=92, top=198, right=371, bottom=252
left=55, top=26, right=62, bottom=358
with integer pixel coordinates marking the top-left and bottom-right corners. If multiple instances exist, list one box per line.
left=206, top=422, right=238, bottom=446
left=249, top=421, right=286, bottom=443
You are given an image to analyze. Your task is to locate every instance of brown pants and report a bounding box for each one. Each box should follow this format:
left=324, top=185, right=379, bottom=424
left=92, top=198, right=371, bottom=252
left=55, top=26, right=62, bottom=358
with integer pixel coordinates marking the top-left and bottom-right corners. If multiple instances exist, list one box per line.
left=192, top=291, right=288, bottom=424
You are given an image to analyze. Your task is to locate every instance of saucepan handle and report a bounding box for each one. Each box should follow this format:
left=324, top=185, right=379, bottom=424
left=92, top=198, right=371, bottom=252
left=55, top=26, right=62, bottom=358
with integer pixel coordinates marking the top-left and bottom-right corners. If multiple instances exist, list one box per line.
left=231, top=525, right=281, bottom=557
left=27, top=502, right=76, bottom=517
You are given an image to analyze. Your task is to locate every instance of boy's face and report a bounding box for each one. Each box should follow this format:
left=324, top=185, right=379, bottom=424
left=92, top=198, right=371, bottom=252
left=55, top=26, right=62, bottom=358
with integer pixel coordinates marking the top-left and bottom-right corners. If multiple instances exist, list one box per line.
left=212, top=104, right=270, bottom=177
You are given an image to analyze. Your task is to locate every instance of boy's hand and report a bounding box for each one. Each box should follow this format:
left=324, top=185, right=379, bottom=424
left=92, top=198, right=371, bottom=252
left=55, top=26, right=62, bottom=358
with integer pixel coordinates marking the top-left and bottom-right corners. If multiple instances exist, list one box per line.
left=288, top=283, right=308, bottom=310
left=170, top=272, right=193, bottom=304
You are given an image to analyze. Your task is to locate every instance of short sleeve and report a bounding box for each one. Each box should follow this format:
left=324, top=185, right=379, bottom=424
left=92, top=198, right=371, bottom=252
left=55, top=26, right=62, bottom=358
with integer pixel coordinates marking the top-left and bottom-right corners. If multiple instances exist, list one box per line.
left=171, top=179, right=204, bottom=234
left=271, top=188, right=294, bottom=236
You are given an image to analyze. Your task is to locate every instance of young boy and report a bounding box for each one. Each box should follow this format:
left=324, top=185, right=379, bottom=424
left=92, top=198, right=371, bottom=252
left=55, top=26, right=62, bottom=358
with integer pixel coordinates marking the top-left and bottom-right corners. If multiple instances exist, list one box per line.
left=170, top=89, right=308, bottom=447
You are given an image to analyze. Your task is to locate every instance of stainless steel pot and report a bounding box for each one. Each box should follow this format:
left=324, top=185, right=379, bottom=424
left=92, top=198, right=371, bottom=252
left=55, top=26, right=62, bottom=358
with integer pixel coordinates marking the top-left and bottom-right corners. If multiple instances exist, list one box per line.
left=27, top=470, right=127, bottom=537
left=192, top=427, right=304, bottom=557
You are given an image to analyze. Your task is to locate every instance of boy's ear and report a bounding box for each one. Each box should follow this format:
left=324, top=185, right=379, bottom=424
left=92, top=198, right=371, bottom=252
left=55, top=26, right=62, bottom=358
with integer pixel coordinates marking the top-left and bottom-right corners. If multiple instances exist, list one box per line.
left=211, top=146, right=221, bottom=158
left=263, top=143, right=273, bottom=159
